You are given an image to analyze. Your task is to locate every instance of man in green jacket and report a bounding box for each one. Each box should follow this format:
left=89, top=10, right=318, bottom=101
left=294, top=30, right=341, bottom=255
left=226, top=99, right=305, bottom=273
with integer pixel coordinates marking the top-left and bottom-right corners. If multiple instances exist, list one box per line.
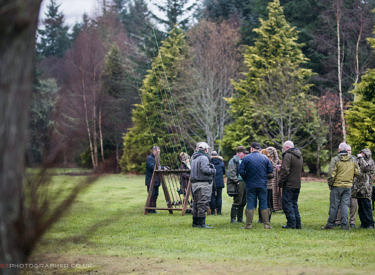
left=227, top=146, right=247, bottom=223
left=322, top=143, right=359, bottom=230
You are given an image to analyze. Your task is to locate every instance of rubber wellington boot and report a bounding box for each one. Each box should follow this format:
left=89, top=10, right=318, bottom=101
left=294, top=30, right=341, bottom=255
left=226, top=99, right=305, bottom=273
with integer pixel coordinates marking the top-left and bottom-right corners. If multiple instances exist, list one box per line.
left=237, top=206, right=244, bottom=223
left=230, top=206, right=238, bottom=223
left=192, top=217, right=199, bottom=228
left=261, top=209, right=272, bottom=229
left=243, top=209, right=254, bottom=229
left=200, top=217, right=213, bottom=229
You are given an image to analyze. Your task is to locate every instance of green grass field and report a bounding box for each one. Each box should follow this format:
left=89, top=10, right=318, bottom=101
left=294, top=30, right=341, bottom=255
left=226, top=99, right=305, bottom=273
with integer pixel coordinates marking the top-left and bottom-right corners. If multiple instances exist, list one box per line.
left=27, top=174, right=375, bottom=274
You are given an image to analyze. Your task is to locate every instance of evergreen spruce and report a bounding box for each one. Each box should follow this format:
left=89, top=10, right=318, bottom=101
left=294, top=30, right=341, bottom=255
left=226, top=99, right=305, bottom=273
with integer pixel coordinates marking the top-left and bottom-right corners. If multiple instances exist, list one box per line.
left=152, top=0, right=196, bottom=32
left=223, top=0, right=316, bottom=156
left=37, top=0, right=71, bottom=58
left=120, top=27, right=188, bottom=172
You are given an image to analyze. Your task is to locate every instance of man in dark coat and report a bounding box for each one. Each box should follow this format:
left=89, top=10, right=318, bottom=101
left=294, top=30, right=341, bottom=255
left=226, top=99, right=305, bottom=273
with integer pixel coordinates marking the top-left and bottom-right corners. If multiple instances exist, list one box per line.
left=278, top=140, right=303, bottom=229
left=227, top=146, right=247, bottom=223
left=145, top=146, right=160, bottom=214
left=239, top=142, right=273, bottom=229
left=210, top=151, right=225, bottom=215
left=190, top=142, right=216, bottom=228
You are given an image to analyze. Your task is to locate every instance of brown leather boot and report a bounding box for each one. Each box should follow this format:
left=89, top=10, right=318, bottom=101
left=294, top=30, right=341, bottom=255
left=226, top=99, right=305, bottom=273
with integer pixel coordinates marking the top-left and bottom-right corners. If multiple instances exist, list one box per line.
left=261, top=209, right=272, bottom=229
left=244, top=209, right=254, bottom=229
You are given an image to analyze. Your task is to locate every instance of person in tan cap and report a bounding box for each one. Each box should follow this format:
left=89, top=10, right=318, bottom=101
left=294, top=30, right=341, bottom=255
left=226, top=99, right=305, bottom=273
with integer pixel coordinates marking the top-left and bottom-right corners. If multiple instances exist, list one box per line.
left=227, top=146, right=247, bottom=223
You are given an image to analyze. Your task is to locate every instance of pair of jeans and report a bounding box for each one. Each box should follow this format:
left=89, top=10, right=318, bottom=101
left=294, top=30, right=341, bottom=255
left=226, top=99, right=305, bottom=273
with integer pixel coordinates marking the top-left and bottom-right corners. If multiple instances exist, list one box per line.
left=357, top=198, right=374, bottom=228
left=282, top=187, right=301, bottom=228
left=210, top=188, right=222, bottom=214
left=327, top=187, right=351, bottom=227
left=246, top=187, right=267, bottom=210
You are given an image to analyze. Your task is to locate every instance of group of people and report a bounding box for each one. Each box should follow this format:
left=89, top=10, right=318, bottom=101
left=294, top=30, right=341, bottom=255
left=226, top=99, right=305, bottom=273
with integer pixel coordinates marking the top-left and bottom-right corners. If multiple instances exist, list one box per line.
left=322, top=142, right=375, bottom=230
left=145, top=140, right=375, bottom=230
left=186, top=140, right=303, bottom=229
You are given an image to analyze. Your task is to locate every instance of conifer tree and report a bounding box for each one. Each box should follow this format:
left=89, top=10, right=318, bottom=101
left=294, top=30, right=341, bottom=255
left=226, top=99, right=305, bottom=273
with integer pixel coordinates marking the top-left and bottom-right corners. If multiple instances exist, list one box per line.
left=101, top=44, right=137, bottom=170
left=120, top=27, right=188, bottom=172
left=346, top=71, right=375, bottom=152
left=152, top=0, right=196, bottom=32
left=37, top=0, right=71, bottom=58
left=223, top=0, right=317, bottom=155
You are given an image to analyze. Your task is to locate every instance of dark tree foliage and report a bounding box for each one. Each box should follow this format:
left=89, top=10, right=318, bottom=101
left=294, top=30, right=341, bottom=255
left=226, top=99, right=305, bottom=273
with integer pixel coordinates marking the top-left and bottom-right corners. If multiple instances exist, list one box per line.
left=37, top=0, right=71, bottom=58
left=115, top=0, right=165, bottom=85
left=27, top=78, right=59, bottom=164
left=152, top=0, right=196, bottom=32
left=202, top=0, right=267, bottom=44
left=314, top=0, right=375, bottom=96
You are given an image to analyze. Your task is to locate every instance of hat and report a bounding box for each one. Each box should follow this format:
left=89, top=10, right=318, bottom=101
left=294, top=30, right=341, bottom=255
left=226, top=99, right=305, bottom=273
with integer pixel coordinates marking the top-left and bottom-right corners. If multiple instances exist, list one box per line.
left=250, top=142, right=261, bottom=150
left=211, top=151, right=218, bottom=156
left=236, top=146, right=246, bottom=153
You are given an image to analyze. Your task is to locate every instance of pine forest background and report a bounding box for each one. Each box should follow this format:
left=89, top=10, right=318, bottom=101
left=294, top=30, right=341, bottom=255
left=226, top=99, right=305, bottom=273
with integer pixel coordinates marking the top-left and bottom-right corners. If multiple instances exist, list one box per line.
left=32, top=0, right=375, bottom=175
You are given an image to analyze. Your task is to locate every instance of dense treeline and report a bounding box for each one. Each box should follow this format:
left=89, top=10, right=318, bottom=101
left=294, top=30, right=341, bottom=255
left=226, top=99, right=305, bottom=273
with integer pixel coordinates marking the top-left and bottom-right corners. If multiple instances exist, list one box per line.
left=31, top=0, right=375, bottom=175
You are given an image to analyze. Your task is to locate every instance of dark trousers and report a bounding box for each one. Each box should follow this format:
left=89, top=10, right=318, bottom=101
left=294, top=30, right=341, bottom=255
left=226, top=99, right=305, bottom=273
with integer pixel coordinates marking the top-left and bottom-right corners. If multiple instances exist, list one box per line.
left=233, top=181, right=246, bottom=207
left=210, top=188, right=223, bottom=214
left=357, top=198, right=374, bottom=228
left=146, top=184, right=159, bottom=208
left=282, top=187, right=301, bottom=228
left=268, top=189, right=273, bottom=209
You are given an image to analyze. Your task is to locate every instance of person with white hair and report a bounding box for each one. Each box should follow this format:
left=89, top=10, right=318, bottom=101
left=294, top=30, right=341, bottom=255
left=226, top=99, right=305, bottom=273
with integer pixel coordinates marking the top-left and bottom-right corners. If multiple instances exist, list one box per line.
left=278, top=140, right=303, bottom=229
left=322, top=142, right=359, bottom=230
left=335, top=144, right=358, bottom=228
left=190, top=142, right=216, bottom=228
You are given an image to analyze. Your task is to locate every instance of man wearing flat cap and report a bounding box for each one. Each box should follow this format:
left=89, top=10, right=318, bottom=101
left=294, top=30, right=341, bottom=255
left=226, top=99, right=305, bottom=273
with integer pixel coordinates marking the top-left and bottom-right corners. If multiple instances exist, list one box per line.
left=227, top=146, right=247, bottom=223
left=239, top=142, right=273, bottom=229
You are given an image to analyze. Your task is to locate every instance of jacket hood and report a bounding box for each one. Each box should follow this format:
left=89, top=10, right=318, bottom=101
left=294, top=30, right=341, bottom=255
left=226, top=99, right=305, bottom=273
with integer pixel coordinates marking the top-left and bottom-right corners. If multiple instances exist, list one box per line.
left=192, top=151, right=209, bottom=160
left=338, top=151, right=350, bottom=161
left=211, top=155, right=224, bottom=162
left=361, top=148, right=372, bottom=159
left=284, top=148, right=302, bottom=159
left=266, top=147, right=279, bottom=163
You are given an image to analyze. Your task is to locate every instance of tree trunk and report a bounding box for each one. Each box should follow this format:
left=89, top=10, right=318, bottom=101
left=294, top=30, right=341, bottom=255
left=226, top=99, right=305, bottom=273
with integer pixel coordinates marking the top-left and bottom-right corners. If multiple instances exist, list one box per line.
left=316, top=142, right=321, bottom=177
left=0, top=0, right=42, bottom=267
left=99, top=108, right=104, bottom=163
left=335, top=0, right=346, bottom=142
left=81, top=78, right=96, bottom=169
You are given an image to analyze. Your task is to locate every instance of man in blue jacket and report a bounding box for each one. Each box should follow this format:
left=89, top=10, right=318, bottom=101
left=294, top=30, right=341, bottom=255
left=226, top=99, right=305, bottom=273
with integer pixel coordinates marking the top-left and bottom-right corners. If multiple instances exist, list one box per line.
left=145, top=146, right=160, bottom=214
left=239, top=142, right=273, bottom=229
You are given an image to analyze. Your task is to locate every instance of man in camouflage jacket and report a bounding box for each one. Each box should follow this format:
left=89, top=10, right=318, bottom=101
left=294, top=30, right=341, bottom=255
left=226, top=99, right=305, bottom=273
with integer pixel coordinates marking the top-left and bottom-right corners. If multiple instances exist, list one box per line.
left=352, top=148, right=375, bottom=229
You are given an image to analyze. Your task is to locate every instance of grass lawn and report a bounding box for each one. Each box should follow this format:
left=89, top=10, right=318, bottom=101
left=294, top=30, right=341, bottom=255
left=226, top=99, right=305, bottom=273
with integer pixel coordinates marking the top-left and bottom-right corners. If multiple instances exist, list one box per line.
left=26, top=174, right=375, bottom=274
